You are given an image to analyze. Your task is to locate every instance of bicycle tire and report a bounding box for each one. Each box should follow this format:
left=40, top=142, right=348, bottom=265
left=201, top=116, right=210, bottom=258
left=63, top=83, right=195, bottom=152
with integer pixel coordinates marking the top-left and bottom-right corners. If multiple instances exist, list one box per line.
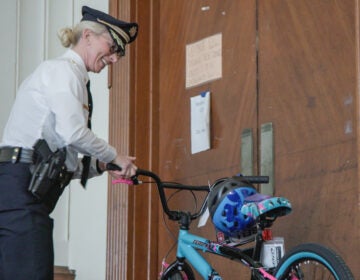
left=274, top=243, right=354, bottom=280
left=161, top=260, right=196, bottom=280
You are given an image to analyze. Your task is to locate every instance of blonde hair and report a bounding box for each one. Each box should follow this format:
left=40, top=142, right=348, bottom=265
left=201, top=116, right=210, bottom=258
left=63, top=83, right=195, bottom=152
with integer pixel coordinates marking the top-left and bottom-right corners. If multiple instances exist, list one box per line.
left=58, top=20, right=108, bottom=48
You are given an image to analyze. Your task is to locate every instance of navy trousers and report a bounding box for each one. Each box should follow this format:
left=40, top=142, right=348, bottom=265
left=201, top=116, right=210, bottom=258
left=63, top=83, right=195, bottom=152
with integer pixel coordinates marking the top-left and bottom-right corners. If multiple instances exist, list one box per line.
left=0, top=163, right=54, bottom=280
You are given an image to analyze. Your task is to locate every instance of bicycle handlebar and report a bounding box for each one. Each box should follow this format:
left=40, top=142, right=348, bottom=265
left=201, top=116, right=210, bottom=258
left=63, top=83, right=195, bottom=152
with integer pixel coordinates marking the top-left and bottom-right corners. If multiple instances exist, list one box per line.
left=231, top=175, right=269, bottom=184
left=109, top=164, right=269, bottom=221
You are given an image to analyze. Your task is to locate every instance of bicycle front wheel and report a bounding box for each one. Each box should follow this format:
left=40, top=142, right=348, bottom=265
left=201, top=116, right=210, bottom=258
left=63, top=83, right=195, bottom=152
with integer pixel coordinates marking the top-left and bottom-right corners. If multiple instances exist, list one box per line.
left=161, top=260, right=196, bottom=280
left=274, top=243, right=354, bottom=280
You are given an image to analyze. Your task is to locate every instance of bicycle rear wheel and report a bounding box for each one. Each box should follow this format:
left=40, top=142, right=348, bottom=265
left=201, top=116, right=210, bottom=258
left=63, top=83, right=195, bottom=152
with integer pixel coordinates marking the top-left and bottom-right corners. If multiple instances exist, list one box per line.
left=161, top=260, right=196, bottom=280
left=274, top=243, right=354, bottom=280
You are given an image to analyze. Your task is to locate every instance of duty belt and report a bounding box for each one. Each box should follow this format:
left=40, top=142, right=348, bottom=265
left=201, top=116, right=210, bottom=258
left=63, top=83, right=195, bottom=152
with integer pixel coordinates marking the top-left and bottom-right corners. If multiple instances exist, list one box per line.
left=0, top=147, right=33, bottom=163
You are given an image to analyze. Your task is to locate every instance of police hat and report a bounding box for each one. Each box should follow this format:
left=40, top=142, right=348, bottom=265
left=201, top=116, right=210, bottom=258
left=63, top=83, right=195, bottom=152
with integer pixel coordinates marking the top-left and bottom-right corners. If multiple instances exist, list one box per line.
left=81, top=6, right=138, bottom=56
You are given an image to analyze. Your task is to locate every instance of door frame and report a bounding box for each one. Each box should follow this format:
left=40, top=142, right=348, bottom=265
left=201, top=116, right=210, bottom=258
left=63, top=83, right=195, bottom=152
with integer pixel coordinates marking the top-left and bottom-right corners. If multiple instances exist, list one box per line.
left=106, top=0, right=160, bottom=279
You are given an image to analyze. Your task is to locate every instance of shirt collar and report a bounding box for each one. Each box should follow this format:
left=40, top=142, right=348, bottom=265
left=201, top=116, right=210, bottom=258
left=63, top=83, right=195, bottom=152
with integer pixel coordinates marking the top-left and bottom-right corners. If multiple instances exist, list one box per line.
left=62, top=49, right=90, bottom=84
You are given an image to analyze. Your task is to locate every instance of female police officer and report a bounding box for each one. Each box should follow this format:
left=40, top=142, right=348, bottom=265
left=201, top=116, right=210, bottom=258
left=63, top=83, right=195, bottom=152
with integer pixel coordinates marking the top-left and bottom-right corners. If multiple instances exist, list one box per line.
left=0, top=6, right=138, bottom=280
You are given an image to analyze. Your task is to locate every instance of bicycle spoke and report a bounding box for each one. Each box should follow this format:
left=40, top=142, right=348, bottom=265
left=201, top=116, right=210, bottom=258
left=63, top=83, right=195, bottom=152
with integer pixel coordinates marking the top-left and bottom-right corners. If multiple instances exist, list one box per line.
left=283, top=260, right=340, bottom=279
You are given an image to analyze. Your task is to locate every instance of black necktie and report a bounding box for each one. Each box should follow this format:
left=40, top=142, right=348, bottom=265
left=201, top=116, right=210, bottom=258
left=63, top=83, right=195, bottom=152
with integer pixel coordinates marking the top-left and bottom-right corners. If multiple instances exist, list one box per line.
left=80, top=81, right=93, bottom=187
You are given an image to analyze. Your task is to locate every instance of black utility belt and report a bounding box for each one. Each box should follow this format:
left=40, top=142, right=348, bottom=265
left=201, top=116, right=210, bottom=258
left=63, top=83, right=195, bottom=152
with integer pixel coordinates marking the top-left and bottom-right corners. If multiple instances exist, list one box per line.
left=0, top=147, right=33, bottom=163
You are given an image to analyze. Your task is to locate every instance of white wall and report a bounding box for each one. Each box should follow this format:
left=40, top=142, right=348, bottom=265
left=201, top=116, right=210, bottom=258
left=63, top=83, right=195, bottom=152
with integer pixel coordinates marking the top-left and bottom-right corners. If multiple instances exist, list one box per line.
left=0, top=1, right=17, bottom=134
left=0, top=1, right=110, bottom=279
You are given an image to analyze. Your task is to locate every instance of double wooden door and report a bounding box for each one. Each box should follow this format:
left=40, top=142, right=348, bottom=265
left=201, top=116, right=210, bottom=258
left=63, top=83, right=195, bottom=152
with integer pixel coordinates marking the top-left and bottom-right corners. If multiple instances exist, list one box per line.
left=108, top=0, right=359, bottom=279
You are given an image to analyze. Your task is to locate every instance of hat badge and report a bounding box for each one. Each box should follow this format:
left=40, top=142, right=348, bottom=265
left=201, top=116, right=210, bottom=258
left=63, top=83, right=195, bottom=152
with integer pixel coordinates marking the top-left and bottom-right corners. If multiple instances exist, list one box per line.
left=129, top=26, right=137, bottom=38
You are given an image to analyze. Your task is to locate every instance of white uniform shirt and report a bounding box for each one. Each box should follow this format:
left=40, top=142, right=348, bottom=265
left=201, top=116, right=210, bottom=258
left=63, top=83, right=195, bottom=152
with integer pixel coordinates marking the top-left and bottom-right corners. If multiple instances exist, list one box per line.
left=1, top=49, right=116, bottom=177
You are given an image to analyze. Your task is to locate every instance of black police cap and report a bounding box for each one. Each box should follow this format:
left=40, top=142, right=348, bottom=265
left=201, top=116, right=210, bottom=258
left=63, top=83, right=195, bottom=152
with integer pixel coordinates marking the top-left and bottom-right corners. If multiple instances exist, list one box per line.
left=81, top=6, right=138, bottom=56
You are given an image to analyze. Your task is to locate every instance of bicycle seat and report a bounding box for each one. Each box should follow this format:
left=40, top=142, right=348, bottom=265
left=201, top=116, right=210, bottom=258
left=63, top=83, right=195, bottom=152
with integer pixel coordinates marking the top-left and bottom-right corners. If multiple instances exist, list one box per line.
left=241, top=194, right=292, bottom=221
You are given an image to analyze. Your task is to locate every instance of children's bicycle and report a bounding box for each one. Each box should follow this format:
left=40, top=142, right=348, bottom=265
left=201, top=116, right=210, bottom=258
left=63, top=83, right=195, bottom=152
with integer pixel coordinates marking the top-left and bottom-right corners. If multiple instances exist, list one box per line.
left=110, top=166, right=354, bottom=280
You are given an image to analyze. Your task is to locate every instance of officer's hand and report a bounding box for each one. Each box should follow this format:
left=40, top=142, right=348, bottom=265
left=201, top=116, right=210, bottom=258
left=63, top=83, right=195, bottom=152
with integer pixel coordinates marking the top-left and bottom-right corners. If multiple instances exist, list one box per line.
left=108, top=155, right=137, bottom=179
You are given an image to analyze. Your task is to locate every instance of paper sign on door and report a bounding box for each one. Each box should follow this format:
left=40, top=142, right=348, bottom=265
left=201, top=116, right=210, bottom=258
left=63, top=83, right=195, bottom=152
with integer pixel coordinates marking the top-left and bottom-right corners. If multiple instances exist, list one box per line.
left=191, top=91, right=211, bottom=154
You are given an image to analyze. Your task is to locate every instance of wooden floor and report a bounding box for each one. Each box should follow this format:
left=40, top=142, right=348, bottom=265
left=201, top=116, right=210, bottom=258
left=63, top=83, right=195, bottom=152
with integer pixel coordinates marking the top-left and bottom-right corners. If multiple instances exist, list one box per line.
left=54, top=266, right=75, bottom=280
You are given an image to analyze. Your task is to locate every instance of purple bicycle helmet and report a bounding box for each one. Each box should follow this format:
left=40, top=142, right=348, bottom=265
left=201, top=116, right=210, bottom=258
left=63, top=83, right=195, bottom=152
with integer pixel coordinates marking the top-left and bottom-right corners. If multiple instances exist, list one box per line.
left=207, top=178, right=257, bottom=237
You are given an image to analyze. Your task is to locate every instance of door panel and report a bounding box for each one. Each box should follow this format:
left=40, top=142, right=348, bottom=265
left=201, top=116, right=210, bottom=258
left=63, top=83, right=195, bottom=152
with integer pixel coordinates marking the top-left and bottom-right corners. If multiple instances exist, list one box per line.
left=159, top=0, right=257, bottom=180
left=158, top=1, right=257, bottom=277
left=258, top=0, right=359, bottom=276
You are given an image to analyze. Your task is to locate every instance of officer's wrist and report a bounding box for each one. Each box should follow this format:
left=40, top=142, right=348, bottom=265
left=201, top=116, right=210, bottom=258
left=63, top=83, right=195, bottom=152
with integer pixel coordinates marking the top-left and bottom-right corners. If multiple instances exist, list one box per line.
left=96, top=159, right=106, bottom=174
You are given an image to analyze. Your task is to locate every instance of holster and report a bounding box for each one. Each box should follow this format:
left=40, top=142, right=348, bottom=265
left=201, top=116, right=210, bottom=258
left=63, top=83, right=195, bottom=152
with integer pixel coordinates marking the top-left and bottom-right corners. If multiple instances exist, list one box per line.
left=29, top=139, right=71, bottom=200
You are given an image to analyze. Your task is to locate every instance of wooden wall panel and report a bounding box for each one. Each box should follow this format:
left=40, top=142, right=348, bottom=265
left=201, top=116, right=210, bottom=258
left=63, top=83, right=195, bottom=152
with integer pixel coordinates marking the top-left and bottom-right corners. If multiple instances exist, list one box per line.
left=107, top=0, right=133, bottom=279
left=107, top=0, right=160, bottom=279
left=258, top=0, right=359, bottom=277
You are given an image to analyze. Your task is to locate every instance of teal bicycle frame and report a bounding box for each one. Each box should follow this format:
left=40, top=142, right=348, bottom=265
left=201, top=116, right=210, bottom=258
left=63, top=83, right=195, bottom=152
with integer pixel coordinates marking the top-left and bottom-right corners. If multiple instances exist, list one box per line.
left=172, top=227, right=276, bottom=280
left=176, top=229, right=221, bottom=279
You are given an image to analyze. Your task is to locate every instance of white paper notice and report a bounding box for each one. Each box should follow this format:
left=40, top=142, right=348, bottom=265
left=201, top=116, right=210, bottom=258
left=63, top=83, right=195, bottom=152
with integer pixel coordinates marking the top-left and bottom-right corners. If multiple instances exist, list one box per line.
left=191, top=91, right=211, bottom=154
left=186, top=33, right=222, bottom=88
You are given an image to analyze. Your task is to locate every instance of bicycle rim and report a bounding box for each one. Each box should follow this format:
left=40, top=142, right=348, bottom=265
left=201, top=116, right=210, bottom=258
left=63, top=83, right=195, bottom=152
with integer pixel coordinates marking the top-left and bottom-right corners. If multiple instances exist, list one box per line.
left=163, top=270, right=190, bottom=280
left=274, top=243, right=354, bottom=280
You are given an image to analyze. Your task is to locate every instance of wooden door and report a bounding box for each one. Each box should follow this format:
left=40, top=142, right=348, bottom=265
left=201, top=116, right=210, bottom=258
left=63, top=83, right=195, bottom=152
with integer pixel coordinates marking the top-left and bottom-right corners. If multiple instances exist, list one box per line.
left=258, top=0, right=359, bottom=277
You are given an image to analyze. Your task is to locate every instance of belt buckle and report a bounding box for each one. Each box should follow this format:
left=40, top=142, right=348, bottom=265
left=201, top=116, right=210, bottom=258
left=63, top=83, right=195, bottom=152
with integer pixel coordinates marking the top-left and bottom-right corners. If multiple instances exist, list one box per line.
left=11, top=147, right=21, bottom=163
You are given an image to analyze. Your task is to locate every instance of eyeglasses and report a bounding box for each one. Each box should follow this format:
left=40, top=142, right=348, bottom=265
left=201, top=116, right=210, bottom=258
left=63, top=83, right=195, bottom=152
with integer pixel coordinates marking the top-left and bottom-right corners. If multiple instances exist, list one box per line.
left=101, top=34, right=124, bottom=58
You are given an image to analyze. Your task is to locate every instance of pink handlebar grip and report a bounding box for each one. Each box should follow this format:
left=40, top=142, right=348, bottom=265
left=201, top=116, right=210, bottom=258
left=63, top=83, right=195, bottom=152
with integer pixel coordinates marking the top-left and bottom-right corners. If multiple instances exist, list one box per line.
left=112, top=178, right=134, bottom=185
